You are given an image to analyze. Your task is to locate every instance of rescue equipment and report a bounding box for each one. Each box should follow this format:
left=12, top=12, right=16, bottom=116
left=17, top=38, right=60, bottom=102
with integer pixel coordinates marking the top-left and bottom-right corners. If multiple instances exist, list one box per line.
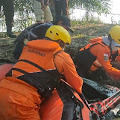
left=5, top=59, right=61, bottom=98
left=0, top=63, right=119, bottom=120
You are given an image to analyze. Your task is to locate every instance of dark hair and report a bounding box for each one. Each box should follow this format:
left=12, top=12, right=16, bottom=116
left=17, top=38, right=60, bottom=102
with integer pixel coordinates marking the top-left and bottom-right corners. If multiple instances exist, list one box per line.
left=53, top=15, right=71, bottom=27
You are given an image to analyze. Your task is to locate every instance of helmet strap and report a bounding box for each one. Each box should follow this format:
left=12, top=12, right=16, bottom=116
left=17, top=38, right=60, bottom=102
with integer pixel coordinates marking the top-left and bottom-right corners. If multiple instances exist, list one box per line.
left=108, top=34, right=113, bottom=59
left=57, top=40, right=65, bottom=49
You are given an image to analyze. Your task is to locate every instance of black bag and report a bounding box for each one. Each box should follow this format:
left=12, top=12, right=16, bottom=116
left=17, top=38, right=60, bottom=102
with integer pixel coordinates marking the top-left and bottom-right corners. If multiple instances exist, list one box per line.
left=6, top=59, right=61, bottom=98
left=74, top=48, right=96, bottom=77
left=57, top=81, right=84, bottom=120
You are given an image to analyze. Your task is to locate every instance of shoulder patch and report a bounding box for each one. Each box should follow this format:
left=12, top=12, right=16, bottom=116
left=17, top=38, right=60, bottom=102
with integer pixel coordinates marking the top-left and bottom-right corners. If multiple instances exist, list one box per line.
left=104, top=54, right=109, bottom=61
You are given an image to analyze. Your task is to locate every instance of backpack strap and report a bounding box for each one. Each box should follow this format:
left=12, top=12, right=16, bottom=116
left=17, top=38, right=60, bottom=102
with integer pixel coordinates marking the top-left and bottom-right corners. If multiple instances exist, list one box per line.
left=18, top=59, right=47, bottom=72
left=6, top=59, right=61, bottom=98
left=88, top=42, right=107, bottom=50
left=53, top=50, right=63, bottom=73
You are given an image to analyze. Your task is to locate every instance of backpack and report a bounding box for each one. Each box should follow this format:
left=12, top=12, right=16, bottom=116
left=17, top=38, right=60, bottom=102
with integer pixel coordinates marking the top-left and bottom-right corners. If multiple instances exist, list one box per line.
left=74, top=45, right=97, bottom=77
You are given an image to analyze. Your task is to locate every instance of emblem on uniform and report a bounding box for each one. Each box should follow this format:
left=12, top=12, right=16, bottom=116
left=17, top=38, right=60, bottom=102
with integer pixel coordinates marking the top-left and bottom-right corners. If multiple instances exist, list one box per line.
left=104, top=54, right=108, bottom=61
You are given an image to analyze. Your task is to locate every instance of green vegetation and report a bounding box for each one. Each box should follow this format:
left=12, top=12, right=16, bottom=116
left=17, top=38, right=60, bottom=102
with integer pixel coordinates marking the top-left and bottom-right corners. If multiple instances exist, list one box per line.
left=0, top=0, right=112, bottom=32
left=69, top=0, right=111, bottom=21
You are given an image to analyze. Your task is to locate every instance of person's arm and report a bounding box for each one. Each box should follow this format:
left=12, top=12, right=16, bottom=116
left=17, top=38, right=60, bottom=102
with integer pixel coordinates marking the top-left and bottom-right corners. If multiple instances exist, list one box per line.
left=95, top=45, right=120, bottom=81
left=40, top=0, right=45, bottom=10
left=46, top=0, right=49, bottom=5
left=54, top=51, right=83, bottom=93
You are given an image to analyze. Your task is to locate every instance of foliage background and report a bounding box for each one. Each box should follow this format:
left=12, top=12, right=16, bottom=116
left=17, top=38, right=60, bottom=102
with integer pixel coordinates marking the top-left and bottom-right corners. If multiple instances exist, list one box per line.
left=0, top=0, right=112, bottom=32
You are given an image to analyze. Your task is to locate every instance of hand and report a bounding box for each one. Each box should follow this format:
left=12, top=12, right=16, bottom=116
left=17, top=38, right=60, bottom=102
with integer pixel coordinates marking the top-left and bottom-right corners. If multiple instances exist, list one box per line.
left=41, top=4, right=45, bottom=10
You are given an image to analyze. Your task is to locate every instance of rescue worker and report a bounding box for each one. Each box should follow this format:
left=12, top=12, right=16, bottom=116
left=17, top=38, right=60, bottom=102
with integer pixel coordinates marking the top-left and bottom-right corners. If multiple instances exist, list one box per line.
left=13, top=15, right=73, bottom=60
left=29, top=0, right=53, bottom=22
left=0, top=25, right=83, bottom=119
left=0, top=0, right=16, bottom=38
left=75, top=25, right=120, bottom=82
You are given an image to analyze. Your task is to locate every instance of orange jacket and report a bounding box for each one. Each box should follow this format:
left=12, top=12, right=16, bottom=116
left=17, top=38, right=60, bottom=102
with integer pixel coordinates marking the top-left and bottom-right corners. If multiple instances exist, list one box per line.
left=7, top=40, right=83, bottom=94
left=0, top=40, right=82, bottom=120
left=81, top=37, right=120, bottom=81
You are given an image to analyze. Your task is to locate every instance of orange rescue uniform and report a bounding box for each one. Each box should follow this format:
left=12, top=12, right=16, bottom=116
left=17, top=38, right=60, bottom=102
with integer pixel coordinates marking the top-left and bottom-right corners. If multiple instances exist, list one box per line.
left=80, top=37, right=120, bottom=81
left=0, top=40, right=83, bottom=119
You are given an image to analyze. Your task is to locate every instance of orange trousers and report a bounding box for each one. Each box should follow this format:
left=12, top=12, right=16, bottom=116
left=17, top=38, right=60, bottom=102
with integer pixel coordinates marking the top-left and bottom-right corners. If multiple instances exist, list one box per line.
left=0, top=79, right=41, bottom=120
